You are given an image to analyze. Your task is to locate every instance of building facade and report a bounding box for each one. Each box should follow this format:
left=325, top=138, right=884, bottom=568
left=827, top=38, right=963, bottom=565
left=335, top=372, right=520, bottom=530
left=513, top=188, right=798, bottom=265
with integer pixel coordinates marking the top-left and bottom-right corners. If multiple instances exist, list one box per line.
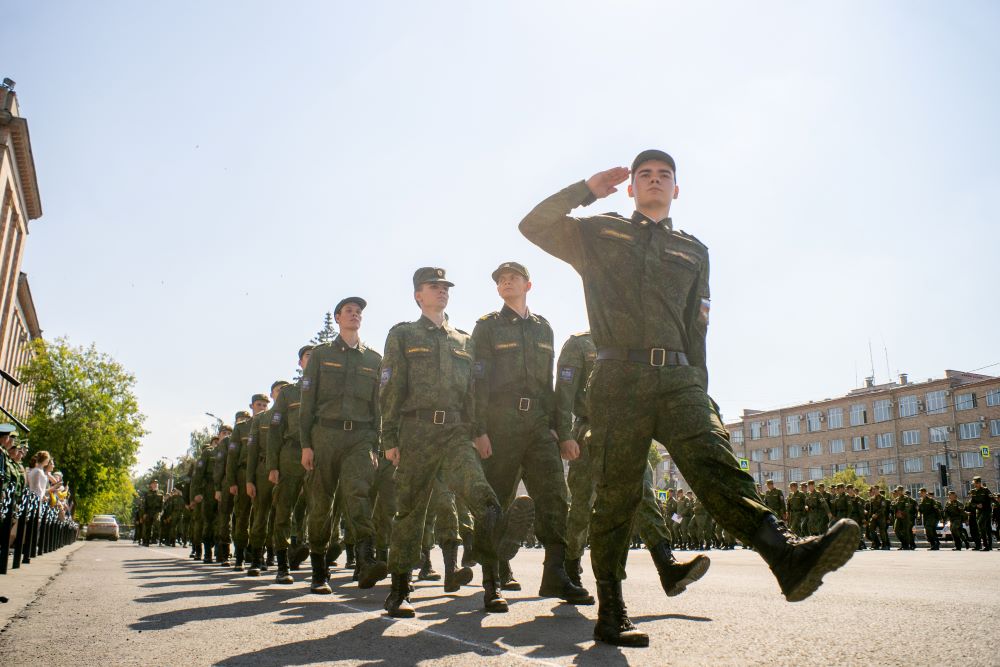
left=715, top=371, right=1000, bottom=500
left=0, top=79, right=43, bottom=425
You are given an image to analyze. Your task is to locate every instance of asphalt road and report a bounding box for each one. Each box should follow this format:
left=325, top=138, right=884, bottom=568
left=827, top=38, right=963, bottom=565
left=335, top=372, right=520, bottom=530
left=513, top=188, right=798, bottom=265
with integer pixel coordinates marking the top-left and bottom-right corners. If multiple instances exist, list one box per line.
left=2, top=541, right=998, bottom=666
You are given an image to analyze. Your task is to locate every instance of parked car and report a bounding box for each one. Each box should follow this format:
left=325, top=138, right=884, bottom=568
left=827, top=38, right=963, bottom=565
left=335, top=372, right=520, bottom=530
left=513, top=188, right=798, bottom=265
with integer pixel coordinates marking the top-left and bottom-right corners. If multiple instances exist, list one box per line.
left=86, top=514, right=120, bottom=541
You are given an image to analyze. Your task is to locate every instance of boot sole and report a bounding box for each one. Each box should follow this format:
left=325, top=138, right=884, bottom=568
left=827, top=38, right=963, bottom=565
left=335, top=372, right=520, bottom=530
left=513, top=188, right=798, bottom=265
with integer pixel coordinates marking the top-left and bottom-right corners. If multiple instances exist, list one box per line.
left=593, top=630, right=649, bottom=648
left=358, top=563, right=390, bottom=589
left=385, top=608, right=415, bottom=618
left=310, top=586, right=333, bottom=595
left=501, top=581, right=521, bottom=591
left=444, top=566, right=474, bottom=593
left=417, top=573, right=442, bottom=581
left=484, top=601, right=509, bottom=613
left=664, top=555, right=711, bottom=597
left=784, top=520, right=859, bottom=603
left=497, top=497, right=535, bottom=562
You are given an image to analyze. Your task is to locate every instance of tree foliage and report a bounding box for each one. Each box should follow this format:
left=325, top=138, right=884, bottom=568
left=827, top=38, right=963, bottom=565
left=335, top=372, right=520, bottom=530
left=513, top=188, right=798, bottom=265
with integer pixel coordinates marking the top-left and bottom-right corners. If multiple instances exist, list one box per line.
left=19, top=338, right=146, bottom=523
left=821, top=467, right=888, bottom=496
left=310, top=311, right=338, bottom=346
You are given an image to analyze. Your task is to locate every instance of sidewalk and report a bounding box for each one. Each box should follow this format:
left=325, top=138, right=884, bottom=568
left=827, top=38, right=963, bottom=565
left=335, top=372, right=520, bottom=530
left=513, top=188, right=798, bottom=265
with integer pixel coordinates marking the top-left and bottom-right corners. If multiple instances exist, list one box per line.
left=1, top=540, right=85, bottom=630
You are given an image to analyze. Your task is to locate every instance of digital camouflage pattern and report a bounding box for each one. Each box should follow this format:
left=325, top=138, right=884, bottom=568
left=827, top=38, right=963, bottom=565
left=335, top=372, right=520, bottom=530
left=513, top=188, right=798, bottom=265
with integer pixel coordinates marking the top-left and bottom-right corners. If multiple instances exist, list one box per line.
left=247, top=408, right=276, bottom=550
left=226, top=416, right=254, bottom=550
left=268, top=381, right=307, bottom=550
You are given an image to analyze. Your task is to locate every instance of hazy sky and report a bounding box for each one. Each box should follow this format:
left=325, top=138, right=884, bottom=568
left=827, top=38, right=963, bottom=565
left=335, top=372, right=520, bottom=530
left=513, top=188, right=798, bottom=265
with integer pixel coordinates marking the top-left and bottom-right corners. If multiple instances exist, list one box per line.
left=5, top=2, right=999, bottom=473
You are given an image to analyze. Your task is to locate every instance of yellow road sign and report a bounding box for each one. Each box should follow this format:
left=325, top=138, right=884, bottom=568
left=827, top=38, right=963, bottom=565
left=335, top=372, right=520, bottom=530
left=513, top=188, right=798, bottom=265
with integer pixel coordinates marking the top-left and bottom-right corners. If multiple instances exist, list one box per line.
left=981, top=446, right=990, bottom=458
left=738, top=458, right=750, bottom=471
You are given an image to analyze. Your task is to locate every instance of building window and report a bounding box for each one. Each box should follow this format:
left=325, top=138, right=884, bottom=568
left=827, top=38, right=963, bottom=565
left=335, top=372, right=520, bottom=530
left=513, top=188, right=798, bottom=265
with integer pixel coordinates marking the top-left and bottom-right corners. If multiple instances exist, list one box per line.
left=958, top=422, right=982, bottom=441
left=829, top=439, right=845, bottom=453
left=929, top=427, right=948, bottom=444
left=991, top=419, right=1000, bottom=437
left=898, top=395, right=919, bottom=418
left=960, top=451, right=984, bottom=469
left=750, top=421, right=762, bottom=440
left=902, top=429, right=920, bottom=446
left=751, top=449, right=764, bottom=462
left=789, top=468, right=803, bottom=482
left=828, top=407, right=844, bottom=429
left=879, top=458, right=897, bottom=475
left=732, top=429, right=744, bottom=446
left=926, top=390, right=947, bottom=415
left=987, top=388, right=1000, bottom=407
left=874, top=399, right=893, bottom=423
left=807, top=442, right=822, bottom=456
left=852, top=436, right=870, bottom=452
left=903, top=457, right=923, bottom=473
left=788, top=445, right=802, bottom=459
left=954, top=393, right=976, bottom=411
left=767, top=418, right=780, bottom=437
left=809, top=467, right=824, bottom=479
left=752, top=472, right=761, bottom=484
left=806, top=411, right=822, bottom=432
left=768, top=470, right=784, bottom=483
left=876, top=432, right=895, bottom=449
left=768, top=448, right=781, bottom=461
left=786, top=415, right=801, bottom=435
left=930, top=454, right=946, bottom=468
left=850, top=404, right=867, bottom=426
left=906, top=483, right=924, bottom=499
left=854, top=461, right=871, bottom=477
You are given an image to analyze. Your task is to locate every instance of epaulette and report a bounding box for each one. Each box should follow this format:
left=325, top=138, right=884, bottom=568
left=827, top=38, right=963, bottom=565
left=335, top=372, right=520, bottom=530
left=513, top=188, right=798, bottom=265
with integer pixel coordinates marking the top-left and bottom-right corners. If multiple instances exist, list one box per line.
left=676, top=229, right=708, bottom=249
left=533, top=312, right=550, bottom=324
left=570, top=331, right=589, bottom=338
left=477, top=311, right=501, bottom=322
left=389, top=321, right=410, bottom=331
left=593, top=212, right=628, bottom=223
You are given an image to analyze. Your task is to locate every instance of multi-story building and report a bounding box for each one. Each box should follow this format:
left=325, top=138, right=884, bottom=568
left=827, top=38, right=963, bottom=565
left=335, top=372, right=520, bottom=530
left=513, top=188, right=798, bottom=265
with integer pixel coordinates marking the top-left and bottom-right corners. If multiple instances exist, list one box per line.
left=0, top=78, right=44, bottom=427
left=712, top=370, right=1000, bottom=500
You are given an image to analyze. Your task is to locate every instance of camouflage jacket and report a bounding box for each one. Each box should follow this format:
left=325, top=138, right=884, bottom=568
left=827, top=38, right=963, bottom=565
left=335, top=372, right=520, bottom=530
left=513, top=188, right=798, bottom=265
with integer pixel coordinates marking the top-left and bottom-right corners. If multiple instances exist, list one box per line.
left=554, top=331, right=596, bottom=442
left=268, top=381, right=305, bottom=473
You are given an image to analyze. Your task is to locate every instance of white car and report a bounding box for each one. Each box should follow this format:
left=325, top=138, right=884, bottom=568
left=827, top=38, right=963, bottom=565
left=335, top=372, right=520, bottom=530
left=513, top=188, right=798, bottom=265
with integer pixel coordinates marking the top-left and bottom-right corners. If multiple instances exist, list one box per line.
left=86, top=515, right=120, bottom=541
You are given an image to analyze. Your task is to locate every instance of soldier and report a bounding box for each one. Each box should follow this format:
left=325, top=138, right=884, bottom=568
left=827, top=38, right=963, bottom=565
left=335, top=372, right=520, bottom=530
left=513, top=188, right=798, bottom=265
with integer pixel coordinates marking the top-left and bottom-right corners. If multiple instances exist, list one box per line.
left=471, top=262, right=590, bottom=605
left=845, top=485, right=866, bottom=549
left=786, top=482, right=806, bottom=536
left=268, top=346, right=314, bottom=584
left=185, top=453, right=203, bottom=559
left=679, top=490, right=695, bottom=548
left=227, top=397, right=269, bottom=571
left=213, top=421, right=240, bottom=566
left=663, top=489, right=680, bottom=548
left=969, top=476, right=995, bottom=551
left=944, top=490, right=967, bottom=550
left=192, top=431, right=226, bottom=563
left=918, top=488, right=941, bottom=550
left=246, top=381, right=288, bottom=576
left=299, top=296, right=388, bottom=594
left=831, top=484, right=849, bottom=523
left=804, top=481, right=830, bottom=537
left=519, top=151, right=859, bottom=645
left=378, top=267, right=510, bottom=618
left=890, top=486, right=913, bottom=550
left=763, top=480, right=785, bottom=518
left=141, top=479, right=164, bottom=546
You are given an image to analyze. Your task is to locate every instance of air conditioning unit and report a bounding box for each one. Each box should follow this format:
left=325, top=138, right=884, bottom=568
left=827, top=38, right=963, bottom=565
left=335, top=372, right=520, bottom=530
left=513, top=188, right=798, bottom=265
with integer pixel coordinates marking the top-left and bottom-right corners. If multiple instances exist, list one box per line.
left=818, top=415, right=826, bottom=422
left=947, top=426, right=955, bottom=433
left=979, top=416, right=987, bottom=423
left=945, top=390, right=952, bottom=396
left=917, top=401, right=924, bottom=411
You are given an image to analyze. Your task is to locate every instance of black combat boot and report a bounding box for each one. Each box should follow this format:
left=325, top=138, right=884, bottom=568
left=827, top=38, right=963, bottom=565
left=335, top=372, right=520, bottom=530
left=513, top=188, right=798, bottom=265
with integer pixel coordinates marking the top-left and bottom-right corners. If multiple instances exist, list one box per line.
left=417, top=548, right=441, bottom=581
left=460, top=529, right=477, bottom=568
left=442, top=541, right=473, bottom=593
left=593, top=580, right=649, bottom=647
left=377, top=548, right=389, bottom=565
left=384, top=572, right=415, bottom=618
left=752, top=515, right=859, bottom=602
left=289, top=539, right=310, bottom=571
left=191, top=543, right=202, bottom=560
left=564, top=557, right=584, bottom=588
left=481, top=561, right=509, bottom=613
left=203, top=540, right=214, bottom=564
left=357, top=538, right=389, bottom=589
left=496, top=496, right=535, bottom=563
left=247, top=548, right=263, bottom=576
left=499, top=560, right=521, bottom=591
left=649, top=539, right=710, bottom=597
left=326, top=541, right=343, bottom=569
left=275, top=550, right=294, bottom=584
left=265, top=546, right=275, bottom=568
left=233, top=545, right=245, bottom=572
left=310, top=552, right=332, bottom=594
left=345, top=543, right=356, bottom=569
left=539, top=544, right=594, bottom=604
left=217, top=543, right=230, bottom=567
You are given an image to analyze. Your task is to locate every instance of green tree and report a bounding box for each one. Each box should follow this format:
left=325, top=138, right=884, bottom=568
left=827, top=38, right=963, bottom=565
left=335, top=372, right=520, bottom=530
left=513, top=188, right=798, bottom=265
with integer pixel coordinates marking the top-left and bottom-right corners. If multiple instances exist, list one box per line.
left=19, top=338, right=147, bottom=523
left=187, top=424, right=216, bottom=459
left=310, top=311, right=338, bottom=345
left=821, top=467, right=888, bottom=497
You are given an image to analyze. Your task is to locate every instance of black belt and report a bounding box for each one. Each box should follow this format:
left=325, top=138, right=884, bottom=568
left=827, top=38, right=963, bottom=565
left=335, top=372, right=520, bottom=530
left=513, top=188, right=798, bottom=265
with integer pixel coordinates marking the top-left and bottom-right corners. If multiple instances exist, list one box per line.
left=404, top=410, right=463, bottom=425
left=495, top=395, right=543, bottom=412
left=318, top=417, right=375, bottom=431
left=596, top=347, right=689, bottom=367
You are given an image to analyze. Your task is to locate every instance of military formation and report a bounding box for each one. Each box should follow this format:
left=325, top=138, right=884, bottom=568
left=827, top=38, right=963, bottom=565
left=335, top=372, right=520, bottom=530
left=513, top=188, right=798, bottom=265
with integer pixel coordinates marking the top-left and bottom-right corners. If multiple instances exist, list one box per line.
left=130, top=151, right=999, bottom=648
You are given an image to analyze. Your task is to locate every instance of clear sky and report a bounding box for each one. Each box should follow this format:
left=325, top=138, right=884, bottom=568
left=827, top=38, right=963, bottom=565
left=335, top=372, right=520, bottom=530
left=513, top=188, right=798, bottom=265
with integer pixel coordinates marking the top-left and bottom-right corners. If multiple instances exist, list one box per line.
left=5, top=2, right=999, bottom=473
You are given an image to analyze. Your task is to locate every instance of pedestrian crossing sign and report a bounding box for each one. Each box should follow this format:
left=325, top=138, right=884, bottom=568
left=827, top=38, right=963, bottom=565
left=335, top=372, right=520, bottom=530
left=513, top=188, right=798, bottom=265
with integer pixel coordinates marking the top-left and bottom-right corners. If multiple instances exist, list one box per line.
left=738, top=458, right=749, bottom=471
left=656, top=490, right=667, bottom=502
left=982, top=446, right=991, bottom=458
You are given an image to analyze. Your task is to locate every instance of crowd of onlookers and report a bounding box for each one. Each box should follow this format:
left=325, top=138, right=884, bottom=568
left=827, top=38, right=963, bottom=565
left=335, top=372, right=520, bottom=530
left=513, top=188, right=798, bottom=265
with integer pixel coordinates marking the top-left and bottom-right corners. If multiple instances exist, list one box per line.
left=24, top=449, right=74, bottom=520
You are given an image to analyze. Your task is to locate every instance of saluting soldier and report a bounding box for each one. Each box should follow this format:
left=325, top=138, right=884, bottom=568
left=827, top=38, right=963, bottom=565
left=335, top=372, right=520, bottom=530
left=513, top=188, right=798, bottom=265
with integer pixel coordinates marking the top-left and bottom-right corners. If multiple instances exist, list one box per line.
left=245, top=381, right=288, bottom=576
left=226, top=397, right=269, bottom=571
left=378, top=267, right=509, bottom=618
left=471, top=261, right=590, bottom=604
left=519, top=150, right=858, bottom=646
left=299, top=296, right=388, bottom=594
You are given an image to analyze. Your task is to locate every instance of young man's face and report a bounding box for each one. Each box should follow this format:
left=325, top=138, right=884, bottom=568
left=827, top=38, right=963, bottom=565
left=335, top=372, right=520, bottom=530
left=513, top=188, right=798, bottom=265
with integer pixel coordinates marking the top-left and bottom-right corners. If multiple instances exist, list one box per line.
left=299, top=350, right=313, bottom=371
left=415, top=282, right=449, bottom=310
left=495, top=271, right=531, bottom=301
left=628, top=159, right=678, bottom=209
left=251, top=399, right=268, bottom=415
left=335, top=303, right=364, bottom=332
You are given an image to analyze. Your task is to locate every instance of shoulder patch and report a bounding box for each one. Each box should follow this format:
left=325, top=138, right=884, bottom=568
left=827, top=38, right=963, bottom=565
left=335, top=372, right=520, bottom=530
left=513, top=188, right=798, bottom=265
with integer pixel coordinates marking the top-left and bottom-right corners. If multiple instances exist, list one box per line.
left=271, top=412, right=282, bottom=425
left=302, top=377, right=312, bottom=391
left=676, top=229, right=708, bottom=249
left=559, top=366, right=576, bottom=383
left=380, top=367, right=392, bottom=386
left=228, top=442, right=237, bottom=451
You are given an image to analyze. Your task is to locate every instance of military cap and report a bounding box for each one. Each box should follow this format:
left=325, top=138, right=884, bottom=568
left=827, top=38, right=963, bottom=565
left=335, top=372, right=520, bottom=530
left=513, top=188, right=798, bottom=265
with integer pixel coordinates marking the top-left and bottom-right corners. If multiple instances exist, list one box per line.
left=234, top=410, right=251, bottom=423
left=149, top=479, right=159, bottom=485
left=895, top=485, right=904, bottom=491
left=817, top=482, right=826, bottom=488
left=846, top=484, right=855, bottom=489
left=836, top=483, right=845, bottom=489
left=271, top=380, right=289, bottom=392
left=250, top=393, right=269, bottom=404
left=631, top=149, right=677, bottom=177
left=971, top=476, right=982, bottom=483
left=789, top=481, right=798, bottom=487
left=806, top=480, right=815, bottom=485
left=0, top=423, right=16, bottom=435
left=298, top=344, right=315, bottom=360
left=412, top=267, right=454, bottom=289
left=919, top=487, right=927, bottom=493
left=219, top=424, right=233, bottom=434
left=491, top=261, right=530, bottom=283
left=904, top=490, right=911, bottom=495
left=334, top=296, right=367, bottom=315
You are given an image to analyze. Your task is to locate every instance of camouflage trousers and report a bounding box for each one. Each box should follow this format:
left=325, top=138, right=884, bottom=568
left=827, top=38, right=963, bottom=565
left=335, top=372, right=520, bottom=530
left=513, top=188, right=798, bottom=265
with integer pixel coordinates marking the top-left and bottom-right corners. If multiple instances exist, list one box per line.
left=201, top=492, right=219, bottom=546
left=387, top=418, right=500, bottom=574
left=422, top=477, right=467, bottom=549
left=788, top=511, right=806, bottom=536
left=248, top=462, right=276, bottom=550
left=480, top=404, right=569, bottom=547
left=807, top=510, right=828, bottom=536
left=217, top=488, right=235, bottom=546
left=189, top=505, right=203, bottom=546
left=587, top=362, right=772, bottom=581
left=142, top=512, right=161, bottom=544
left=565, top=421, right=669, bottom=561
left=305, top=424, right=378, bottom=555
left=371, top=456, right=397, bottom=551
left=273, top=443, right=307, bottom=550
left=232, top=469, right=252, bottom=549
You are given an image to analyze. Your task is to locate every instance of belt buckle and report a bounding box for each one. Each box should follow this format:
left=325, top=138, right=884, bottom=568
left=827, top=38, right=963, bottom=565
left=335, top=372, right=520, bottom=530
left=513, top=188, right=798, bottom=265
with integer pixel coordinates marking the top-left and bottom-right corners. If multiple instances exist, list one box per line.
left=518, top=397, right=531, bottom=412
left=650, top=348, right=666, bottom=367
left=433, top=410, right=446, bottom=425
left=343, top=420, right=353, bottom=431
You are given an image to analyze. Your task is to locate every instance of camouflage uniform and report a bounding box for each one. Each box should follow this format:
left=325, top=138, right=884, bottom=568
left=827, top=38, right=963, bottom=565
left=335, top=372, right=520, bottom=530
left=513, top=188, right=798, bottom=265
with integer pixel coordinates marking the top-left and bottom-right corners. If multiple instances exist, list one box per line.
left=786, top=487, right=806, bottom=536
left=225, top=414, right=255, bottom=563
left=268, top=381, right=308, bottom=557
left=190, top=442, right=219, bottom=561
left=247, top=408, right=277, bottom=556
left=214, top=433, right=235, bottom=561
left=141, top=486, right=164, bottom=545
left=969, top=479, right=995, bottom=551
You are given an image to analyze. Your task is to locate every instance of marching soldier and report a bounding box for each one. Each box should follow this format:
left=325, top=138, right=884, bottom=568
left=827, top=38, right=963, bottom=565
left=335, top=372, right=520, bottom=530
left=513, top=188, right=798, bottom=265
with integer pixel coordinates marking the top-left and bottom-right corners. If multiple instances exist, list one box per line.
left=786, top=482, right=806, bottom=536
left=141, top=479, right=164, bottom=546
left=944, top=491, right=967, bottom=550
left=763, top=480, right=785, bottom=518
left=918, top=488, right=941, bottom=550
left=214, top=419, right=242, bottom=566
left=245, top=381, right=288, bottom=576
left=969, top=476, right=995, bottom=551
left=226, top=396, right=269, bottom=571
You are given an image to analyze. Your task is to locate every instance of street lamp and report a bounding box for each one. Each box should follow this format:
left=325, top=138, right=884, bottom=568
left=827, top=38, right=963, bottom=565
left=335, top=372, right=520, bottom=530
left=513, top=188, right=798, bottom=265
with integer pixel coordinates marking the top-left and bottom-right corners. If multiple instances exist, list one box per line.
left=205, top=412, right=223, bottom=426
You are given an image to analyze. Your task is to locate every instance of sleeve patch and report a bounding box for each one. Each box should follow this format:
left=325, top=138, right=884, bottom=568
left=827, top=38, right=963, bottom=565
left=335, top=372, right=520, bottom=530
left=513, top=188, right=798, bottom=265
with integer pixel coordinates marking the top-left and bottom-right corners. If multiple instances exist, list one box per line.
left=228, top=442, right=237, bottom=451
left=559, top=367, right=576, bottom=383
left=271, top=412, right=283, bottom=424
left=380, top=367, right=392, bottom=386
left=302, top=377, right=312, bottom=391
left=473, top=361, right=485, bottom=378
left=699, top=298, right=711, bottom=325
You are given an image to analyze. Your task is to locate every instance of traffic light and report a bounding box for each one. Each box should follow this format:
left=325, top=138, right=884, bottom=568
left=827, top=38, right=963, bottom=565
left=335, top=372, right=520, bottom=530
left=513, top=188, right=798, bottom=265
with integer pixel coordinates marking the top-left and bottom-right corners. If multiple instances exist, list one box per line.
left=938, top=463, right=948, bottom=487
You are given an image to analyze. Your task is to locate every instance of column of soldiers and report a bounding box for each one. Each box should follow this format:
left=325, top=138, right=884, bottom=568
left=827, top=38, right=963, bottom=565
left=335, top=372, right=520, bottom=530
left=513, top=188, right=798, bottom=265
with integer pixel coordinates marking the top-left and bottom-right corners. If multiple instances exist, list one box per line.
left=137, top=151, right=1000, bottom=647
